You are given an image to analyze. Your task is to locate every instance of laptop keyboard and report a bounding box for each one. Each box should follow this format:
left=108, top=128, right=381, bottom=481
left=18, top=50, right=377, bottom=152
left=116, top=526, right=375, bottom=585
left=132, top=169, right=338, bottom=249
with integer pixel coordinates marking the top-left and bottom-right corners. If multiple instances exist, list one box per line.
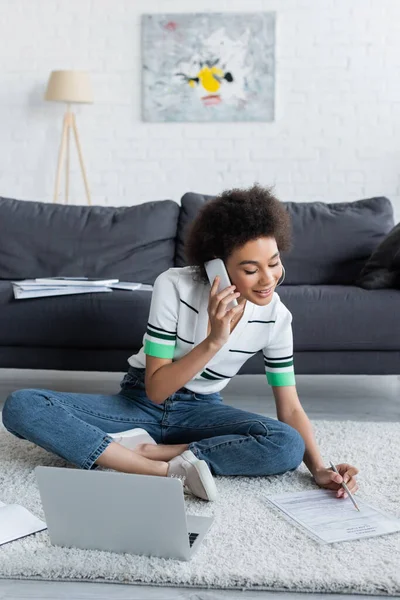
left=188, top=532, right=199, bottom=547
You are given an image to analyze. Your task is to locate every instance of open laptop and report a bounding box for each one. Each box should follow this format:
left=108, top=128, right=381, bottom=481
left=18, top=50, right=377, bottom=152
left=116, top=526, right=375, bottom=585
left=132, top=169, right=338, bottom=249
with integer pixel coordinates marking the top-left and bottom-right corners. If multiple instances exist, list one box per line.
left=35, top=466, right=214, bottom=561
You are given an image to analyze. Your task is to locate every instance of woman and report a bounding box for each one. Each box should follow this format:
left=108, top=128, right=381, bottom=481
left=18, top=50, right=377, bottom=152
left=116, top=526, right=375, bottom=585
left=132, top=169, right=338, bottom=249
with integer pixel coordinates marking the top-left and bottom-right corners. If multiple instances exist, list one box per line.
left=2, top=184, right=359, bottom=502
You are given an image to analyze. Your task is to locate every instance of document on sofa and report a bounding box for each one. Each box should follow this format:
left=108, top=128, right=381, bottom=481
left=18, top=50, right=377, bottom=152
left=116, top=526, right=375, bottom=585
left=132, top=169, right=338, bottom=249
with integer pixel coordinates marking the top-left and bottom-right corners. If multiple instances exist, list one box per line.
left=11, top=279, right=153, bottom=299
left=12, top=280, right=113, bottom=300
left=0, top=500, right=47, bottom=546
left=265, top=489, right=400, bottom=544
left=35, top=277, right=119, bottom=286
left=109, top=282, right=153, bottom=291
left=34, top=279, right=154, bottom=292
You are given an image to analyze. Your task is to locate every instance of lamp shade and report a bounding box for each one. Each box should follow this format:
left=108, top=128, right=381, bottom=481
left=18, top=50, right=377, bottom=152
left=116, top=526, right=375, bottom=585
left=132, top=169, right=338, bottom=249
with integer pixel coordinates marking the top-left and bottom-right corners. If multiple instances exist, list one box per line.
left=45, top=70, right=93, bottom=104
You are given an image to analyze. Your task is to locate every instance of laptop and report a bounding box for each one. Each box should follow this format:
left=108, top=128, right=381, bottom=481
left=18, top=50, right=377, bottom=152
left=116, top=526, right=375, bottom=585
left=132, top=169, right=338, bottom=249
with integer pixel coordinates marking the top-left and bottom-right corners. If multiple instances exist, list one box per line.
left=35, top=466, right=214, bottom=561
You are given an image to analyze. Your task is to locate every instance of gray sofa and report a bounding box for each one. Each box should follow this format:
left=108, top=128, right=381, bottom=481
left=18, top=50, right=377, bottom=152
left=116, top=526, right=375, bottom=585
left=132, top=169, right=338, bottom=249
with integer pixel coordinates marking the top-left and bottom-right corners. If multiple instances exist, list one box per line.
left=0, top=193, right=398, bottom=375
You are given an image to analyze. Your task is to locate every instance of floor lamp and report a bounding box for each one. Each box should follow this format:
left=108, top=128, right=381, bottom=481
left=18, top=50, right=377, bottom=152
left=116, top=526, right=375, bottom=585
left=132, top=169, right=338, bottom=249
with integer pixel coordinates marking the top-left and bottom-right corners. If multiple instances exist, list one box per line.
left=45, top=70, right=93, bottom=205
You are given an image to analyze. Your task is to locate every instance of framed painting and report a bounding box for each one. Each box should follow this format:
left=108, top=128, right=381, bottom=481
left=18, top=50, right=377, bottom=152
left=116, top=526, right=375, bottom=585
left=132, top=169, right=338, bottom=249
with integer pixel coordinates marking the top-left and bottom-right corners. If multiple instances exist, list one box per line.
left=142, top=12, right=275, bottom=122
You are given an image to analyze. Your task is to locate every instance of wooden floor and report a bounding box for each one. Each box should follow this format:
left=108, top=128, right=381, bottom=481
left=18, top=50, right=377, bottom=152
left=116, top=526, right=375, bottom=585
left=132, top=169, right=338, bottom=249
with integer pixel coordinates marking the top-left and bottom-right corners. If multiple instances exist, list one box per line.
left=0, top=579, right=395, bottom=600
left=0, top=369, right=399, bottom=600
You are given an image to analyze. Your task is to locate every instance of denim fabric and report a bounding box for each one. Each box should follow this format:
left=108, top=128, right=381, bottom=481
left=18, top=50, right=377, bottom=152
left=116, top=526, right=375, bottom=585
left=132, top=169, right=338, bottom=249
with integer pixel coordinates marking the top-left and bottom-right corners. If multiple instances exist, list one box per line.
left=2, top=366, right=305, bottom=476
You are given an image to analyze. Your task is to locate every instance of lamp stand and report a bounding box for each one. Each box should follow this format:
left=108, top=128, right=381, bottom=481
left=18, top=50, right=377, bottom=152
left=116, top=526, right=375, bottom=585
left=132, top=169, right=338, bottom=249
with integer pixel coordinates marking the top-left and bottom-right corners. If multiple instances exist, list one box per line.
left=53, top=104, right=91, bottom=205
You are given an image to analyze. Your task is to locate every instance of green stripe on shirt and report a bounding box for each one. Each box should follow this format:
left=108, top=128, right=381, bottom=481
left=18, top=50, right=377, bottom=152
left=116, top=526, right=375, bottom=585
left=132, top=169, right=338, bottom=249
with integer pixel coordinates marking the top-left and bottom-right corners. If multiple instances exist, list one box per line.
left=144, top=339, right=175, bottom=359
left=266, top=371, right=296, bottom=386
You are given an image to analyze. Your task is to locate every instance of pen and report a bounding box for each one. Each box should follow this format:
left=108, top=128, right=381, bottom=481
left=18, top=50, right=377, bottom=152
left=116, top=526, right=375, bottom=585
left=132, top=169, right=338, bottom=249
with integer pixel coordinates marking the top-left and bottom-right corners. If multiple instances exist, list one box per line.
left=329, top=461, right=360, bottom=511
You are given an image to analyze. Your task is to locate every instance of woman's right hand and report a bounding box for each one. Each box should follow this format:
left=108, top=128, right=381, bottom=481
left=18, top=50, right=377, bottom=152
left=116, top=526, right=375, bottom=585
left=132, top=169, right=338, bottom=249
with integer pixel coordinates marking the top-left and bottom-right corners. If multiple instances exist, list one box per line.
left=207, top=276, right=245, bottom=348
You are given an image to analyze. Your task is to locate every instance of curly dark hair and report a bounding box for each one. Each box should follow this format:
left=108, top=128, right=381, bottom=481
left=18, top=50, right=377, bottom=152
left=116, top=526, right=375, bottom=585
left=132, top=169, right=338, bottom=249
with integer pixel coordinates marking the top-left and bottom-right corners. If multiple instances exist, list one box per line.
left=184, top=184, right=292, bottom=283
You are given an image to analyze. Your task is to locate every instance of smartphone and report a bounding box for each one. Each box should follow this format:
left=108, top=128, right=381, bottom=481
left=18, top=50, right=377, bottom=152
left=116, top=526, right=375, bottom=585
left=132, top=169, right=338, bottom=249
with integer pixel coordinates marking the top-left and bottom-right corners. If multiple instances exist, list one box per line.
left=204, top=258, right=239, bottom=311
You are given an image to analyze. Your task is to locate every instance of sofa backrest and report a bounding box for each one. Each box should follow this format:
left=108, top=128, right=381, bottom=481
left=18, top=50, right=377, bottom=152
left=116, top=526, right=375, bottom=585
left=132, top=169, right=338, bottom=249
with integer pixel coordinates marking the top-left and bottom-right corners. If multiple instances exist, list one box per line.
left=0, top=197, right=180, bottom=284
left=175, top=193, right=394, bottom=285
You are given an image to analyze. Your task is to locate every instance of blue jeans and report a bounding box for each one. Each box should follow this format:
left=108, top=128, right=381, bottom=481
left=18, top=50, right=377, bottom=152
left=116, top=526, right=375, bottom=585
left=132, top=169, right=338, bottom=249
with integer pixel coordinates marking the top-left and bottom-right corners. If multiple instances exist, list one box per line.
left=2, top=367, right=305, bottom=476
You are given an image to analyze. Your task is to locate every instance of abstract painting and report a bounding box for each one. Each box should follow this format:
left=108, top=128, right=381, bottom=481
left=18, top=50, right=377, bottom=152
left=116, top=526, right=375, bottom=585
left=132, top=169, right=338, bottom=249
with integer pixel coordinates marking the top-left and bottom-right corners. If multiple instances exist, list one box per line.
left=141, top=12, right=275, bottom=122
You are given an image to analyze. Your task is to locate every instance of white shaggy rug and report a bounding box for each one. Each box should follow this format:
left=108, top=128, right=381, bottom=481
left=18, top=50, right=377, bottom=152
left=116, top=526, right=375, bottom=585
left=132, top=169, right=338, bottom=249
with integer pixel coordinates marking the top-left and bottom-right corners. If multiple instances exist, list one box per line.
left=0, top=420, right=399, bottom=596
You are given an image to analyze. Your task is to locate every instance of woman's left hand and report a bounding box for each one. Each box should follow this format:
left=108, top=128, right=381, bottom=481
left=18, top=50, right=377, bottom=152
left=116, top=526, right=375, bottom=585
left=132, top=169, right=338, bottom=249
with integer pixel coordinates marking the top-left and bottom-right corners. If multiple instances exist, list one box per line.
left=313, top=463, right=359, bottom=498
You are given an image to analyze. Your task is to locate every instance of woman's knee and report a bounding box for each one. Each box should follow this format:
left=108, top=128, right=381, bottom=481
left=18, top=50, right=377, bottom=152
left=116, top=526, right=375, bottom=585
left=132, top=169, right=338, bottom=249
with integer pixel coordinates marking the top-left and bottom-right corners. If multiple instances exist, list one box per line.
left=2, top=389, right=42, bottom=433
left=248, top=418, right=305, bottom=473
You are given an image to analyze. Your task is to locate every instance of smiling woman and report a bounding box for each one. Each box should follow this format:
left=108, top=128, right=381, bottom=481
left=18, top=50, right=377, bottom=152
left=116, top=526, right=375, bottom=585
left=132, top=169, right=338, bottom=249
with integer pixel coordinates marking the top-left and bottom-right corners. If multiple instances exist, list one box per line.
left=185, top=184, right=291, bottom=287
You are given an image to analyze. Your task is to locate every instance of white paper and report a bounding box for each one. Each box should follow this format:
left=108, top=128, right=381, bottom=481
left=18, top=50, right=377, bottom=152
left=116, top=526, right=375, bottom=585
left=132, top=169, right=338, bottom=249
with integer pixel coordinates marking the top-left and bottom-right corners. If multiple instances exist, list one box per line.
left=266, top=489, right=400, bottom=544
left=0, top=504, right=47, bottom=545
left=34, top=277, right=119, bottom=287
left=12, top=280, right=153, bottom=297
left=12, top=285, right=112, bottom=299
left=110, top=282, right=153, bottom=291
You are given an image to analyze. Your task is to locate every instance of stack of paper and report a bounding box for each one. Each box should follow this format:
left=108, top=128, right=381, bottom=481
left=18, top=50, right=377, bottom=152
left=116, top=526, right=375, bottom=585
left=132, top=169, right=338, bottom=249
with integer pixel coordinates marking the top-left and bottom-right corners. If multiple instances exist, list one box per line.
left=111, top=282, right=153, bottom=292
left=11, top=277, right=153, bottom=300
left=12, top=278, right=115, bottom=300
left=35, top=277, right=119, bottom=286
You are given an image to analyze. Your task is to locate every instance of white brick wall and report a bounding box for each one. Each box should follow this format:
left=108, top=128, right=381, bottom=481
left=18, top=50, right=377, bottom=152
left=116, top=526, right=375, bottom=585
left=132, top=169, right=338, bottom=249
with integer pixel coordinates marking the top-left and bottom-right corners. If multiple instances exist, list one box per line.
left=0, top=0, right=399, bottom=222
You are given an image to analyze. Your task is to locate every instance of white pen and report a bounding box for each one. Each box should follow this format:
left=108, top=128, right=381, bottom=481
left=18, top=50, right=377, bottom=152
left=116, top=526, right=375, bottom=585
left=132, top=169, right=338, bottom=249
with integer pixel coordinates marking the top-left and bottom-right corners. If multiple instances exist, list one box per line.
left=329, top=461, right=360, bottom=511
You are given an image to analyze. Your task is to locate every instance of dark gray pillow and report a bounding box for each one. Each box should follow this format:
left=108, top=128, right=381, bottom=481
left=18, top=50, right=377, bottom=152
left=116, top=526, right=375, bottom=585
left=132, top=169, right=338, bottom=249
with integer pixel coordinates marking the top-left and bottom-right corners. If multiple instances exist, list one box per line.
left=0, top=197, right=180, bottom=284
left=356, top=222, right=400, bottom=289
left=282, top=197, right=394, bottom=284
left=175, top=192, right=214, bottom=267
left=175, top=193, right=394, bottom=285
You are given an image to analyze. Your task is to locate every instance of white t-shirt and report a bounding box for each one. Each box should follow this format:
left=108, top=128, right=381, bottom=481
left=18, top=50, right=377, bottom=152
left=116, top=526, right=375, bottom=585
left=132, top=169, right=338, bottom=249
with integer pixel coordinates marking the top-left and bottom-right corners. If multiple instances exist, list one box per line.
left=128, top=266, right=296, bottom=393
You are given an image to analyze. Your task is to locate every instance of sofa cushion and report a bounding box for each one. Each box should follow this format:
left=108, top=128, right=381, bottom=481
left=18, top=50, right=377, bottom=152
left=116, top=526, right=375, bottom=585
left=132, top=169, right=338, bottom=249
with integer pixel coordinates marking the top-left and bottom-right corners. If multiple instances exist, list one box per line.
left=175, top=193, right=394, bottom=284
left=0, top=281, right=150, bottom=350
left=277, top=285, right=399, bottom=351
left=0, top=197, right=180, bottom=284
left=283, top=198, right=394, bottom=284
left=355, top=222, right=400, bottom=289
left=175, top=192, right=214, bottom=267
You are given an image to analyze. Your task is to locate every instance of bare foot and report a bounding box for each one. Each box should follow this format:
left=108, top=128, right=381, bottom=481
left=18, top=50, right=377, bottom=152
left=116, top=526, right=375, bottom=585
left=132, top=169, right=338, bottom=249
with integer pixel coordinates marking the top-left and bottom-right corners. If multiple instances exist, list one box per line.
left=135, top=442, right=189, bottom=462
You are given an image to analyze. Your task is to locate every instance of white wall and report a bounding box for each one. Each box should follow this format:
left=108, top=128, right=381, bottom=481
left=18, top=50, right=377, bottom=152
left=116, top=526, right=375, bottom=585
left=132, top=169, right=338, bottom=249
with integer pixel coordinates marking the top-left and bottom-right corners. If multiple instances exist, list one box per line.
left=0, top=0, right=399, bottom=222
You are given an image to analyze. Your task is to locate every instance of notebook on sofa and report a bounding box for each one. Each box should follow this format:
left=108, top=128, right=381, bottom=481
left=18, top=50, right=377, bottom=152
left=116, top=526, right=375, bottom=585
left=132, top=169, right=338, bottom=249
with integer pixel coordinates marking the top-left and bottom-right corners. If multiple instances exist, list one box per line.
left=0, top=499, right=47, bottom=545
